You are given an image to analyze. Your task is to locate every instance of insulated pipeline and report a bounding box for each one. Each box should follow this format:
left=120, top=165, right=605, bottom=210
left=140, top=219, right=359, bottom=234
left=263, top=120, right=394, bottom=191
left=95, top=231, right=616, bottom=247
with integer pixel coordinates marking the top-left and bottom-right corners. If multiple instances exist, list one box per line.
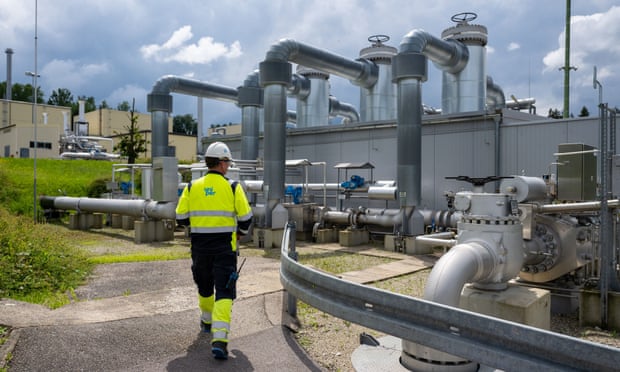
left=40, top=196, right=176, bottom=220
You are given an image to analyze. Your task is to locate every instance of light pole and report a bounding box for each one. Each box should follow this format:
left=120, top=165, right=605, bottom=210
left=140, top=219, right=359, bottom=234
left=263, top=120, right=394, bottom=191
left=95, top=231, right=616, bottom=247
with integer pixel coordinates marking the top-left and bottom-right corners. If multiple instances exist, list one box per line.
left=28, top=0, right=38, bottom=223
left=26, top=70, right=39, bottom=223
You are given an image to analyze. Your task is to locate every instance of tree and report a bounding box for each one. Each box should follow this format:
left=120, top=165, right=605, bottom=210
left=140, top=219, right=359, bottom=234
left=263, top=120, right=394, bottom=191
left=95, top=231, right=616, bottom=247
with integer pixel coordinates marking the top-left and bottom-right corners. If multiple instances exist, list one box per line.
left=578, top=106, right=590, bottom=117
left=173, top=114, right=198, bottom=135
left=548, top=108, right=563, bottom=119
left=47, top=88, right=73, bottom=107
left=113, top=98, right=148, bottom=164
left=116, top=101, right=131, bottom=111
left=100, top=100, right=110, bottom=109
left=1, top=82, right=44, bottom=103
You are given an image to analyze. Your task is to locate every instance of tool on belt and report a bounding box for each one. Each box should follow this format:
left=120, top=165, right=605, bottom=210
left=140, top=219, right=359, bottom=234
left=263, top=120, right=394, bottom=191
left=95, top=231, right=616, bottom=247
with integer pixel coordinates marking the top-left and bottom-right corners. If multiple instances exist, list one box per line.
left=226, top=257, right=247, bottom=288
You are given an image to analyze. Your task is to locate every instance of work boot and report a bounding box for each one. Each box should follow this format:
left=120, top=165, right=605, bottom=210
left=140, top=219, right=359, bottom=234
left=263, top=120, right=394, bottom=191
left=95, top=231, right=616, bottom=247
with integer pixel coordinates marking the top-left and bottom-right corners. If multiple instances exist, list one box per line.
left=211, top=341, right=228, bottom=360
left=200, top=321, right=211, bottom=333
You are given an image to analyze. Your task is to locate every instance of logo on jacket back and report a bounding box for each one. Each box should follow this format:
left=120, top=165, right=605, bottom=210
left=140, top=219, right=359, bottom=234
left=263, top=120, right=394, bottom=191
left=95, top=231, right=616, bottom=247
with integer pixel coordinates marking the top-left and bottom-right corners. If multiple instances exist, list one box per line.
left=204, top=187, right=216, bottom=196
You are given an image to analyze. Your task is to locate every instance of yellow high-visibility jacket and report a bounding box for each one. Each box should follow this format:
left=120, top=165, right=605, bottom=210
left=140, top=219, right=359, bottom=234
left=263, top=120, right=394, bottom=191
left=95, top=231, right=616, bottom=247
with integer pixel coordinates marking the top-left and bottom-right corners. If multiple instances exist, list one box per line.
left=176, top=171, right=253, bottom=252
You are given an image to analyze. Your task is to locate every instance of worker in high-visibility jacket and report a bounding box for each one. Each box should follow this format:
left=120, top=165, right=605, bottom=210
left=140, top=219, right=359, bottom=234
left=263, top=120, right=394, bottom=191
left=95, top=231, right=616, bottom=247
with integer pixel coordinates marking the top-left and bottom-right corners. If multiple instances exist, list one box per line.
left=176, top=141, right=253, bottom=360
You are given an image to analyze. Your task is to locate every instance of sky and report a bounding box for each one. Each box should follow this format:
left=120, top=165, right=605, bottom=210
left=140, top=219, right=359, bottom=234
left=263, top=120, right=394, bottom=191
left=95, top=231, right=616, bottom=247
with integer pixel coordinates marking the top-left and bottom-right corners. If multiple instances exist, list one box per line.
left=2, top=0, right=619, bottom=130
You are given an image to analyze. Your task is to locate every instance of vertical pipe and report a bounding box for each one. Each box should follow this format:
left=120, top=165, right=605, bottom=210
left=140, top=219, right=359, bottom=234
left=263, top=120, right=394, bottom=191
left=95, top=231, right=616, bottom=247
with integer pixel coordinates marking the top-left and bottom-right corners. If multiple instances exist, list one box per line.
left=151, top=110, right=169, bottom=158
left=392, top=47, right=427, bottom=235
left=263, top=84, right=288, bottom=227
left=197, top=97, right=203, bottom=155
left=259, top=59, right=291, bottom=228
left=600, top=103, right=609, bottom=328
left=5, top=48, right=13, bottom=99
left=241, top=106, right=260, bottom=162
left=397, top=79, right=422, bottom=210
left=239, top=71, right=263, bottom=163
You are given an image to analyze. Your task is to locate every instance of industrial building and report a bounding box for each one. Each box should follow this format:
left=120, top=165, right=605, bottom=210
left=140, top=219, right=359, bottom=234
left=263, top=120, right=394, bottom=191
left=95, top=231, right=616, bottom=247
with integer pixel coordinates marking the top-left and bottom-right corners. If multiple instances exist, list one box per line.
left=0, top=79, right=198, bottom=161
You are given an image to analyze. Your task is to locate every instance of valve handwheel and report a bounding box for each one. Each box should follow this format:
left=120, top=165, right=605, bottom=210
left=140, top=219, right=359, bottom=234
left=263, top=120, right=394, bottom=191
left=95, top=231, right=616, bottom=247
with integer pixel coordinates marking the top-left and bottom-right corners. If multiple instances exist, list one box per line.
left=446, top=175, right=512, bottom=187
left=451, top=12, right=477, bottom=24
left=368, top=34, right=390, bottom=45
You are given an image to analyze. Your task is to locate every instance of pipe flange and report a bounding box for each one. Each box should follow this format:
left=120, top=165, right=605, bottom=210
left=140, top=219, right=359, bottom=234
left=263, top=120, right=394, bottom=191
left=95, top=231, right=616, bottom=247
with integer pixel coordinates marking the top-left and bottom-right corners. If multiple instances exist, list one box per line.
left=441, top=23, right=488, bottom=46
left=359, top=36, right=397, bottom=63
left=296, top=66, right=329, bottom=79
left=521, top=223, right=559, bottom=273
left=462, top=215, right=520, bottom=225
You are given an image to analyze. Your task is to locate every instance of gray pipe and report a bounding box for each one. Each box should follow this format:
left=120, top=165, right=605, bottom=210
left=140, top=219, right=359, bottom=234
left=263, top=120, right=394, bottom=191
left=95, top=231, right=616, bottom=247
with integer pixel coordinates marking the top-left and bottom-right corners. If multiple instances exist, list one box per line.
left=398, top=30, right=468, bottom=74
left=265, top=38, right=378, bottom=88
left=486, top=76, right=506, bottom=110
left=392, top=39, right=427, bottom=235
left=537, top=199, right=620, bottom=213
left=40, top=196, right=176, bottom=220
left=329, top=96, right=360, bottom=123
left=5, top=48, right=13, bottom=100
left=262, top=83, right=289, bottom=228
left=424, top=242, right=496, bottom=306
left=150, top=75, right=239, bottom=101
left=147, top=75, right=239, bottom=158
left=259, top=38, right=379, bottom=227
left=238, top=71, right=263, bottom=163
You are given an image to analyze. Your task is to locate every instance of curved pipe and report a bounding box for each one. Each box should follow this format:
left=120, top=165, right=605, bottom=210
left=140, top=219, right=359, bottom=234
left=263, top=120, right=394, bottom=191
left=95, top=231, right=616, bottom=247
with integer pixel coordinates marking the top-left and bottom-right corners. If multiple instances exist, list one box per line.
left=423, top=241, right=496, bottom=306
left=260, top=38, right=380, bottom=227
left=151, top=75, right=239, bottom=101
left=147, top=75, right=239, bottom=158
left=265, top=38, right=378, bottom=88
left=287, top=74, right=311, bottom=99
left=486, top=76, right=506, bottom=110
left=399, top=29, right=468, bottom=74
left=40, top=196, right=176, bottom=220
left=329, top=96, right=360, bottom=123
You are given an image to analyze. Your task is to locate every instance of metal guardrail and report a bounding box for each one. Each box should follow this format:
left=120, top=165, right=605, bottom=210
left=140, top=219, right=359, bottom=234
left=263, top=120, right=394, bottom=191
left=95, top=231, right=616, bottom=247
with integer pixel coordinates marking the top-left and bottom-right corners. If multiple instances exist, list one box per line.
left=279, top=222, right=620, bottom=371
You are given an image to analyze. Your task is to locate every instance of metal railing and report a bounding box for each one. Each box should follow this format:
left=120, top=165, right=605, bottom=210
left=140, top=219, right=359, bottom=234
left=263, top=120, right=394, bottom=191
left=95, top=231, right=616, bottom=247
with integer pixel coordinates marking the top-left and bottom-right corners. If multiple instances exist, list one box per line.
left=279, top=221, right=620, bottom=371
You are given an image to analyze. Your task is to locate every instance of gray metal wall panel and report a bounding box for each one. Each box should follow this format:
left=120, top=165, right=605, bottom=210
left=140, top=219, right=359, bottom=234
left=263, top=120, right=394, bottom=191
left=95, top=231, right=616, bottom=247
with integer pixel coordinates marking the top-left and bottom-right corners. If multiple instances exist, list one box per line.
left=224, top=114, right=605, bottom=212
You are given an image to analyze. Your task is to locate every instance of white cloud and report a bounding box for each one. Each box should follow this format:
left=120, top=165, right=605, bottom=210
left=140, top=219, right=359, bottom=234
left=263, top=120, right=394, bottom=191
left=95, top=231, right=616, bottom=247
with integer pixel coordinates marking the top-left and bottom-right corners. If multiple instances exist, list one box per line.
left=507, top=42, right=520, bottom=51
left=40, top=59, right=109, bottom=92
left=106, top=84, right=148, bottom=111
left=543, top=6, right=620, bottom=75
left=140, top=25, right=243, bottom=64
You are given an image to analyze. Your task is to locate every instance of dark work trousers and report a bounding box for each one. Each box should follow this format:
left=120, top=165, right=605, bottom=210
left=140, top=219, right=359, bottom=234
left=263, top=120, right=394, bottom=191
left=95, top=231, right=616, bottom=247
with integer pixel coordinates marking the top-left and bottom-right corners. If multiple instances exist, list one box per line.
left=191, top=249, right=238, bottom=301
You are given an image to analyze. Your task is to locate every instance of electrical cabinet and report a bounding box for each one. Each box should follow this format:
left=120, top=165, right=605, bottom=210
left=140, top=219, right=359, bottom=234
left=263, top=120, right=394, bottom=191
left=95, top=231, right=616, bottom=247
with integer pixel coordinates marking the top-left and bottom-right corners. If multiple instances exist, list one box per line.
left=556, top=143, right=597, bottom=201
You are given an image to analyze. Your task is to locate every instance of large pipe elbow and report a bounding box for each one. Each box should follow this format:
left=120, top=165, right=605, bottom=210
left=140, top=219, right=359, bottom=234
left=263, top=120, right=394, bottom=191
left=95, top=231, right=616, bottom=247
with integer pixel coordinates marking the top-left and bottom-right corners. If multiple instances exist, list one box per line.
left=150, top=75, right=238, bottom=102
left=264, top=38, right=378, bottom=88
left=399, top=29, right=468, bottom=74
left=486, top=76, right=506, bottom=110
left=329, top=96, right=360, bottom=122
left=423, top=241, right=496, bottom=306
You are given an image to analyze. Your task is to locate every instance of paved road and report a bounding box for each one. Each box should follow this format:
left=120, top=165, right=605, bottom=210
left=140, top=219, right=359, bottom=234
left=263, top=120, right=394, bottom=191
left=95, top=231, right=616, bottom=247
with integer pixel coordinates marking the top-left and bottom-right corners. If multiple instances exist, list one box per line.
left=0, top=257, right=324, bottom=371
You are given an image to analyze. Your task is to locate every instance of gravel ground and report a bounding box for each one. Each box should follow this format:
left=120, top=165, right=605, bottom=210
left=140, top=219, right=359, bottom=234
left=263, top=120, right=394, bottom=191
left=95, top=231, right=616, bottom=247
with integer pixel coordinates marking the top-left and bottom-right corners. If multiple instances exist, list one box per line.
left=32, top=225, right=620, bottom=372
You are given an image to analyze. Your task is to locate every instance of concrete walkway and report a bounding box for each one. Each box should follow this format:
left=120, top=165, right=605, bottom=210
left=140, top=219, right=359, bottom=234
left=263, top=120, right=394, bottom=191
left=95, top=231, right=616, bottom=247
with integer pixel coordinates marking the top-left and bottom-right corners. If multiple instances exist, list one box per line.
left=0, top=245, right=434, bottom=371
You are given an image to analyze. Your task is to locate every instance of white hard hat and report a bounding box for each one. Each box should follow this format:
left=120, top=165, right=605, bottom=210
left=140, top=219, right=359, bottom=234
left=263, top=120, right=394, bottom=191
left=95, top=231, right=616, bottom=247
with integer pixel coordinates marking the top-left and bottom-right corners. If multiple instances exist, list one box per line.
left=205, top=141, right=232, bottom=160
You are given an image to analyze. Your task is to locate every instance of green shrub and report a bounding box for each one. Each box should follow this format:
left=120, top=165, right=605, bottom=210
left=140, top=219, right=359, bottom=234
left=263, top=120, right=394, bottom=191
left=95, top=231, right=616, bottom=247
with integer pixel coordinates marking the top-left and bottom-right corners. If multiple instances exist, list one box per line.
left=0, top=208, right=92, bottom=303
left=87, top=178, right=110, bottom=198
